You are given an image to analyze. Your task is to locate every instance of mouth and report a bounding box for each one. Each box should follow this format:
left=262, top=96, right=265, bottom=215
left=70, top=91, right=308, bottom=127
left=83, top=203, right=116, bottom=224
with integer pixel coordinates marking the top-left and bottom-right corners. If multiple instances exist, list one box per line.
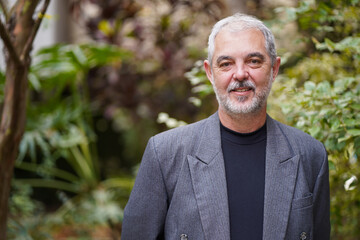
left=230, top=87, right=254, bottom=93
left=233, top=87, right=252, bottom=92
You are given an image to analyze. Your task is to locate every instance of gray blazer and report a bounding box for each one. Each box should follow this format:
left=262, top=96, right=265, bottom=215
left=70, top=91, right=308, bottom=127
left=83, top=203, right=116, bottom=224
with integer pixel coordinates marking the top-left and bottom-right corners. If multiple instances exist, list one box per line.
left=122, top=113, right=330, bottom=240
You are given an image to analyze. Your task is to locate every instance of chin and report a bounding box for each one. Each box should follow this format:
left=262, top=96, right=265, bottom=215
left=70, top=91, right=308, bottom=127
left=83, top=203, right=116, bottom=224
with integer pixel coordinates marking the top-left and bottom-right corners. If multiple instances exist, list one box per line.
left=223, top=100, right=264, bottom=116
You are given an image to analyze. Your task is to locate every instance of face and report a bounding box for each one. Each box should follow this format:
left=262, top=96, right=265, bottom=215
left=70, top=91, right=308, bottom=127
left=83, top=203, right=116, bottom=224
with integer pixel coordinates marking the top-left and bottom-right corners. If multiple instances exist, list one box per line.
left=204, top=28, right=281, bottom=116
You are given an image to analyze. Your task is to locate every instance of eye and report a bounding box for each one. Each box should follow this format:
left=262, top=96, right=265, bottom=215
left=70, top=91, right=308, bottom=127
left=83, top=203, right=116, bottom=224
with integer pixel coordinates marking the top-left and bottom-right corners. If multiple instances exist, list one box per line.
left=247, top=58, right=263, bottom=68
left=219, top=62, right=232, bottom=68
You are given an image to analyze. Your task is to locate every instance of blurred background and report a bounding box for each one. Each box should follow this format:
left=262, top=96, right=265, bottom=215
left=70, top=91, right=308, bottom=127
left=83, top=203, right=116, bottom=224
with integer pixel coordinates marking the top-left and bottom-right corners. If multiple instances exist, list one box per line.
left=0, top=0, right=359, bottom=239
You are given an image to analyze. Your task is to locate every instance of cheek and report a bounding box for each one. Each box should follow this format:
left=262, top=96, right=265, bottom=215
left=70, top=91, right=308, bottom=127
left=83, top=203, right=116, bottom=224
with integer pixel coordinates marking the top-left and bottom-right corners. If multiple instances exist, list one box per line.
left=213, top=72, right=233, bottom=88
left=250, top=70, right=271, bottom=86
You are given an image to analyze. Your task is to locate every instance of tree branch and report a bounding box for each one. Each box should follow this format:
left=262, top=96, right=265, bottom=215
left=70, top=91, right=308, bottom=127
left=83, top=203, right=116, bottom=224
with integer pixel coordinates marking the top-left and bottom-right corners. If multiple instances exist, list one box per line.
left=0, top=19, right=22, bottom=66
left=19, top=0, right=51, bottom=62
left=0, top=0, right=9, bottom=22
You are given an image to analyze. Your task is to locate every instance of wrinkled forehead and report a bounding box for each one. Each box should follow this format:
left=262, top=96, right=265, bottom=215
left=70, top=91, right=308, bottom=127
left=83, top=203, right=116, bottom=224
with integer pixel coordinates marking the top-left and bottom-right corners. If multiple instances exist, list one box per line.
left=212, top=27, right=268, bottom=63
left=214, top=23, right=265, bottom=48
left=215, top=26, right=265, bottom=46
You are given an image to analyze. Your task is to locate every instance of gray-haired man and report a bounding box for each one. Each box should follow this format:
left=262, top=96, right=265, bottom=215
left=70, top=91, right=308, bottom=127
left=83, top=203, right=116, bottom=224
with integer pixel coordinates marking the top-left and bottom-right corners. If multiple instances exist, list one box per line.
left=122, top=13, right=330, bottom=240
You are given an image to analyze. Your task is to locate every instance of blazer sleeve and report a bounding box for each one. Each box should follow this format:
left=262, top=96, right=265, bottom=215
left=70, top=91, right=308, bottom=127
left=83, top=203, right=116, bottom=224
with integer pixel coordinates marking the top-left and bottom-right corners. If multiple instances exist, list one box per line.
left=312, top=145, right=331, bottom=239
left=121, top=137, right=168, bottom=240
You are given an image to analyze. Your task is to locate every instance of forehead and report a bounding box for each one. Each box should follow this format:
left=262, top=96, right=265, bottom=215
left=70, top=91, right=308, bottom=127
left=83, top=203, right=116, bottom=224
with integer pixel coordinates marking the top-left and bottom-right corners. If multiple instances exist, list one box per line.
left=213, top=28, right=267, bottom=59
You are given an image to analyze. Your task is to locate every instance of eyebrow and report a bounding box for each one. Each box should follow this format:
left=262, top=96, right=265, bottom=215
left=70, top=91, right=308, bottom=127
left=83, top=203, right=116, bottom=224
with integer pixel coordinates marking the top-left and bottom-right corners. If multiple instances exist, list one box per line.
left=216, top=56, right=233, bottom=65
left=247, top=52, right=265, bottom=61
left=215, top=52, right=266, bottom=66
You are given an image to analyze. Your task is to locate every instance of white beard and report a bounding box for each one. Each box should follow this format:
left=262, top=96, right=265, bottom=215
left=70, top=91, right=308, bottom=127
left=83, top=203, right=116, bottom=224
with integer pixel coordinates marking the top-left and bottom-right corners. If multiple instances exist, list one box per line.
left=212, top=70, right=273, bottom=116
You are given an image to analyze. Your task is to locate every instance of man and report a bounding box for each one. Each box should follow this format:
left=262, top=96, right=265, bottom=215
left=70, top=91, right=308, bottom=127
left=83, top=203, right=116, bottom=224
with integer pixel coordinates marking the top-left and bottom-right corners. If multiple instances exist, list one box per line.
left=122, top=13, right=330, bottom=240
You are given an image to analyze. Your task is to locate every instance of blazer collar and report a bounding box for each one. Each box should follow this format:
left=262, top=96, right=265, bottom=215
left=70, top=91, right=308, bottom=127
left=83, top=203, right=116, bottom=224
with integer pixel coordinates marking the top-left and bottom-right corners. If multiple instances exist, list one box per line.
left=195, top=113, right=295, bottom=164
left=195, top=112, right=222, bottom=164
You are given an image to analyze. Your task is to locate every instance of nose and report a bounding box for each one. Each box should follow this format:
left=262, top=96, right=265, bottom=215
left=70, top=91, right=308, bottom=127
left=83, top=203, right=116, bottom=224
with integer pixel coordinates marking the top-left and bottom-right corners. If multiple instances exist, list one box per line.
left=233, top=63, right=249, bottom=81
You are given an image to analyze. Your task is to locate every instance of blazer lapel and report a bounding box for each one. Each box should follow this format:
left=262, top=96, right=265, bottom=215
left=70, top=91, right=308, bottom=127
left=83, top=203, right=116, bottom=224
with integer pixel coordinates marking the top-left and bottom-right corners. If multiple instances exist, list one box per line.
left=187, top=113, right=230, bottom=240
left=263, top=116, right=300, bottom=239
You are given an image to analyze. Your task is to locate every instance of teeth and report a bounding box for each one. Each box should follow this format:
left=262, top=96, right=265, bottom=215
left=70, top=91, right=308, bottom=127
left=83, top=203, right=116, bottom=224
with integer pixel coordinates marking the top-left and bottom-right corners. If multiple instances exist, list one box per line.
left=235, top=88, right=250, bottom=92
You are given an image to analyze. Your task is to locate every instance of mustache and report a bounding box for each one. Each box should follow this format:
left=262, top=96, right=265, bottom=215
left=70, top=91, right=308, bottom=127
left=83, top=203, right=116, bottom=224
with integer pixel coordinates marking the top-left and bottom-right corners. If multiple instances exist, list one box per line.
left=227, top=80, right=256, bottom=92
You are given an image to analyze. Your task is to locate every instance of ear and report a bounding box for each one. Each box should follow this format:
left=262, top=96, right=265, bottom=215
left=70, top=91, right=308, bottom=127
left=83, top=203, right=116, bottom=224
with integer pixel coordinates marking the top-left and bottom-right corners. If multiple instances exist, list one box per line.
left=271, top=57, right=281, bottom=82
left=204, top=60, right=214, bottom=84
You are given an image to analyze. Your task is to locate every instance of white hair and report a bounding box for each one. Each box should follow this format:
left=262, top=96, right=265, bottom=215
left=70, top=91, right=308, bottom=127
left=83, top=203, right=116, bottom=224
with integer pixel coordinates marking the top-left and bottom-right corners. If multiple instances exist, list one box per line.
left=207, top=13, right=277, bottom=67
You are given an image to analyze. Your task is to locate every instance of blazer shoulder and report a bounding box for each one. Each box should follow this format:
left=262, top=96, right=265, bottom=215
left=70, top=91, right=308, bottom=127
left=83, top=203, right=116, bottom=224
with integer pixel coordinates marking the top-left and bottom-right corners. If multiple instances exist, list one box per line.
left=153, top=117, right=208, bottom=143
left=148, top=116, right=211, bottom=164
left=271, top=119, right=328, bottom=183
left=145, top=116, right=213, bottom=202
left=272, top=119, right=326, bottom=157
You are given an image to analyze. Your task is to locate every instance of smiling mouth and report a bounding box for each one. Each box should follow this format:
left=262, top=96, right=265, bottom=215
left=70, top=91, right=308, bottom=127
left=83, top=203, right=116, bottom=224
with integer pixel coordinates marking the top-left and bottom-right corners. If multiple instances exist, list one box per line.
left=231, top=87, right=253, bottom=93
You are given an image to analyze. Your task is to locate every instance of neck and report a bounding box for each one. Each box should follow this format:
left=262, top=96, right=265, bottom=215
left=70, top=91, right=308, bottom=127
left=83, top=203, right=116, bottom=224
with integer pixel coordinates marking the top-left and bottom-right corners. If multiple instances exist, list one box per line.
left=218, top=107, right=267, bottom=133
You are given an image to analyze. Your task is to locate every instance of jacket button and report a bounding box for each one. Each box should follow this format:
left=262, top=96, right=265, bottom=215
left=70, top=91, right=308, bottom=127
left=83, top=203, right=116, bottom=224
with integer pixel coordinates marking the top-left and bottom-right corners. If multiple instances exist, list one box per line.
left=300, top=232, right=307, bottom=240
left=180, top=233, right=188, bottom=240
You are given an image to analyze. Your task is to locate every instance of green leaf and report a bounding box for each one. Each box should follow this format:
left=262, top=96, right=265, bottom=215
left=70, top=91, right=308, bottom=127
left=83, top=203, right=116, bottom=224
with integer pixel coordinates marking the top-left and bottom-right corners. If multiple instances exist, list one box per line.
left=344, top=118, right=358, bottom=127
left=71, top=45, right=88, bottom=68
left=350, top=104, right=360, bottom=110
left=304, top=81, right=316, bottom=91
left=316, top=81, right=331, bottom=94
left=309, top=125, right=321, bottom=137
left=28, top=73, right=41, bottom=91
left=328, top=160, right=335, bottom=170
left=324, top=38, right=336, bottom=52
left=347, top=129, right=360, bottom=136
left=14, top=179, right=80, bottom=193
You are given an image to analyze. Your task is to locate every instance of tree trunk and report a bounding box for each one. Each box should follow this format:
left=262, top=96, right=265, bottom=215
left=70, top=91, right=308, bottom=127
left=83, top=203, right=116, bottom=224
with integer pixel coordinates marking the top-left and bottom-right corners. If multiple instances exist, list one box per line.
left=0, top=0, right=50, bottom=237
left=0, top=59, right=29, bottom=237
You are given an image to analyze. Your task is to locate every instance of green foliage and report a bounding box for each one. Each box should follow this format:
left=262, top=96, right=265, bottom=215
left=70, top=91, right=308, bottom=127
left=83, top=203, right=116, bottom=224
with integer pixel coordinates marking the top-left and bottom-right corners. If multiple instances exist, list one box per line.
left=14, top=44, right=131, bottom=192
left=55, top=188, right=123, bottom=225
left=7, top=182, right=50, bottom=240
left=185, top=60, right=213, bottom=102
left=9, top=181, right=42, bottom=219
left=184, top=60, right=218, bottom=119
left=7, top=185, right=131, bottom=239
left=279, top=0, right=360, bottom=42
left=4, top=44, right=133, bottom=238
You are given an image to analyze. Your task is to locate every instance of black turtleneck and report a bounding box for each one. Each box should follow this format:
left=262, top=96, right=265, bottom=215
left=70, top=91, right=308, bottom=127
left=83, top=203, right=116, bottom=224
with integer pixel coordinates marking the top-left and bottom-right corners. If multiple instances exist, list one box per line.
left=220, top=122, right=267, bottom=240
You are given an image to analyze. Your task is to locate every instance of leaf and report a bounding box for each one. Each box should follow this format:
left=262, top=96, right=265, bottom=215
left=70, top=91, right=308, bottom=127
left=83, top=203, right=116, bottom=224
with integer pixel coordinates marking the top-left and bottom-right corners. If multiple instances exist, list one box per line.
left=304, top=81, right=316, bottom=91
left=316, top=81, right=331, bottom=94
left=328, top=160, right=335, bottom=171
left=189, top=97, right=201, bottom=107
left=336, top=37, right=360, bottom=53
left=311, top=36, right=320, bottom=45
left=338, top=134, right=351, bottom=143
left=308, top=125, right=321, bottom=137
left=344, top=118, right=358, bottom=127
left=71, top=46, right=88, bottom=68
left=350, top=104, right=360, bottom=110
left=347, top=129, right=360, bottom=136
left=324, top=38, right=336, bottom=52
left=28, top=73, right=41, bottom=91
